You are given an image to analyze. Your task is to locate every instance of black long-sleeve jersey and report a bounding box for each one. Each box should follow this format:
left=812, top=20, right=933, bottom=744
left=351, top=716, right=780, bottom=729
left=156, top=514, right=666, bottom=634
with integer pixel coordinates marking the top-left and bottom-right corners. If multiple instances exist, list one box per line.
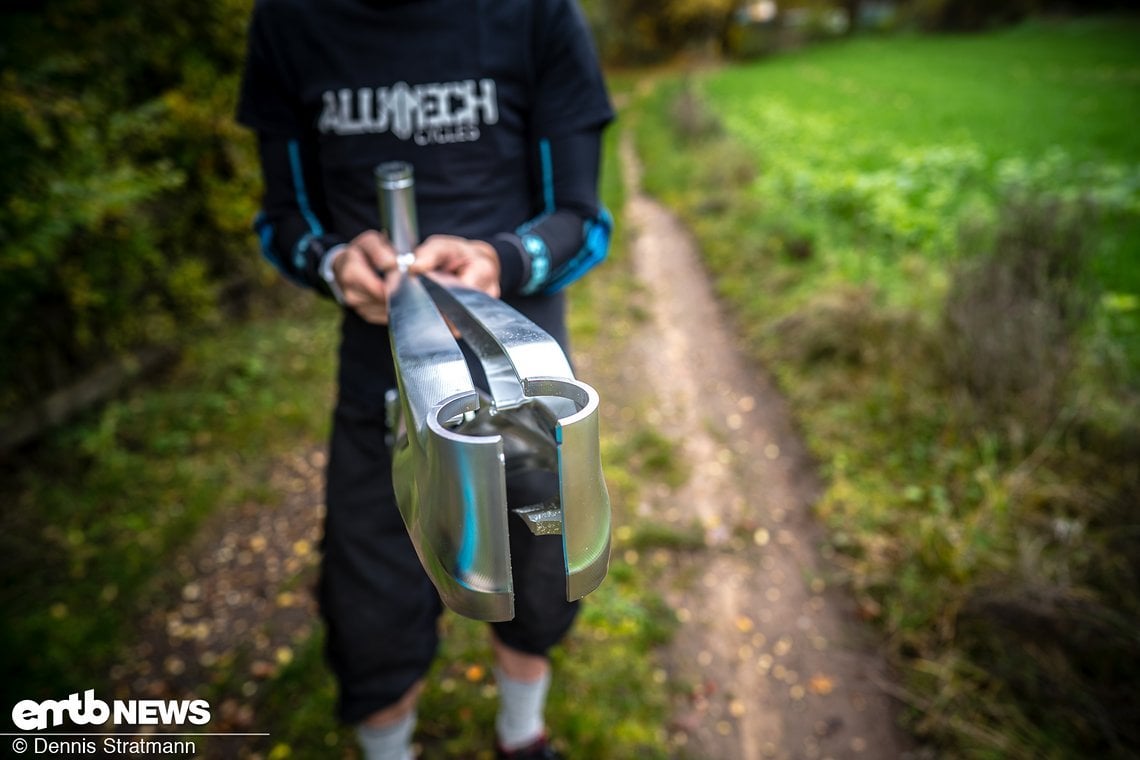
left=237, top=0, right=615, bottom=304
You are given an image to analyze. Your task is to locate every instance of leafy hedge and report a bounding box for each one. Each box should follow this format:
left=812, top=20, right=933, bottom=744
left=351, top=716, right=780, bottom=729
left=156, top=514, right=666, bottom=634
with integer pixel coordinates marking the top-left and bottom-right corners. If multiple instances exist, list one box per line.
left=0, top=1, right=261, bottom=420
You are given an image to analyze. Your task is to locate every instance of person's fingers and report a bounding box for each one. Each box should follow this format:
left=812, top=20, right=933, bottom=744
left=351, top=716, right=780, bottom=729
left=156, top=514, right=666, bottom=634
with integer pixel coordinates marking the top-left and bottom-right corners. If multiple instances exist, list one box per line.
left=424, top=269, right=463, bottom=288
left=410, top=236, right=500, bottom=298
left=348, top=231, right=502, bottom=322
left=408, top=235, right=459, bottom=275
left=352, top=230, right=399, bottom=274
left=337, top=248, right=388, bottom=298
left=335, top=247, right=391, bottom=324
left=353, top=302, right=389, bottom=324
left=458, top=241, right=501, bottom=297
left=460, top=256, right=500, bottom=298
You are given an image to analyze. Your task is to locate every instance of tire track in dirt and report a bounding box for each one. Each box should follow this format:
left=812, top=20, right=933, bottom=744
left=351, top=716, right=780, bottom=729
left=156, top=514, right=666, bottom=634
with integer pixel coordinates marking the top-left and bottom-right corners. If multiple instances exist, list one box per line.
left=613, top=133, right=914, bottom=759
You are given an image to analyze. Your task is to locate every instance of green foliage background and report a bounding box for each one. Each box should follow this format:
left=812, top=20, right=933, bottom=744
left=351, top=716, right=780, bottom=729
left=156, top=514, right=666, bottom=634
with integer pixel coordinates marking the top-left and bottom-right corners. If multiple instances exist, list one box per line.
left=577, top=0, right=1088, bottom=64
left=0, top=1, right=260, bottom=418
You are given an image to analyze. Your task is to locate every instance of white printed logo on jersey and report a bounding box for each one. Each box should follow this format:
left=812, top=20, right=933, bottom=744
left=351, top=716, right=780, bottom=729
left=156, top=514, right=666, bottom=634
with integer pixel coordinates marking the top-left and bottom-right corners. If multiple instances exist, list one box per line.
left=318, top=79, right=498, bottom=146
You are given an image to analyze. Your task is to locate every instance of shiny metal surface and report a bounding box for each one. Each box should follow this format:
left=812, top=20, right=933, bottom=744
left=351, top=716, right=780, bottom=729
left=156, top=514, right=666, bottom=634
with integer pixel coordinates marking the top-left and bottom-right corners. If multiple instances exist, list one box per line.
left=423, top=280, right=611, bottom=600
left=388, top=273, right=514, bottom=621
left=376, top=161, right=419, bottom=271
left=387, top=274, right=612, bottom=621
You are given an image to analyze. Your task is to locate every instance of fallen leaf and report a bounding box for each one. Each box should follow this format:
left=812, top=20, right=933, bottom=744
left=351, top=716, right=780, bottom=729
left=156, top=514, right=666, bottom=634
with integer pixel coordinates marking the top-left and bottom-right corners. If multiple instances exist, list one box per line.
left=808, top=673, right=835, bottom=695
left=250, top=660, right=275, bottom=679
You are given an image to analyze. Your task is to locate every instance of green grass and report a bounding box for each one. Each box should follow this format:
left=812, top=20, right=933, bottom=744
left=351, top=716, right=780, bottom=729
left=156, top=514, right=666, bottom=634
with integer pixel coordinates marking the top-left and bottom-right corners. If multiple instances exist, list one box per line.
left=715, top=19, right=1140, bottom=163
left=703, top=16, right=1140, bottom=354
left=629, top=16, right=1140, bottom=759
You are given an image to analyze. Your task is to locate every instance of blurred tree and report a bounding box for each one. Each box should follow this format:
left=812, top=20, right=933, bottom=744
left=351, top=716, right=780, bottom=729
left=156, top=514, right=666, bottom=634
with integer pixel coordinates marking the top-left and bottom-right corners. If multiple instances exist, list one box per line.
left=0, top=1, right=261, bottom=424
left=901, top=0, right=1042, bottom=30
left=580, top=0, right=738, bottom=63
left=842, top=0, right=862, bottom=33
left=665, top=0, right=740, bottom=53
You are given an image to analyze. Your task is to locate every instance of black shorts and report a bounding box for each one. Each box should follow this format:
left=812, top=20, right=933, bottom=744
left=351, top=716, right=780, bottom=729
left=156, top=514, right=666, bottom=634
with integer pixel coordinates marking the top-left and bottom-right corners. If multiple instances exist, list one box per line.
left=317, top=315, right=578, bottom=725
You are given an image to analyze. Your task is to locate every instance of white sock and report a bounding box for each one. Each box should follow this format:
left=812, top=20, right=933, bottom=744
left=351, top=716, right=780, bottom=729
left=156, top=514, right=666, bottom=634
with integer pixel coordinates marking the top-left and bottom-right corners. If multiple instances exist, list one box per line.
left=356, top=710, right=416, bottom=760
left=494, top=666, right=551, bottom=751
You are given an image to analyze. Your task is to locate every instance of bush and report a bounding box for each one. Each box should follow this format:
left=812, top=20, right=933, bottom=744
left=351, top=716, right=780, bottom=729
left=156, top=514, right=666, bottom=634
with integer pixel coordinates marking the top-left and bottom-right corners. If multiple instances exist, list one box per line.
left=903, top=0, right=1042, bottom=31
left=0, top=0, right=261, bottom=421
left=942, top=194, right=1095, bottom=434
left=579, top=0, right=737, bottom=64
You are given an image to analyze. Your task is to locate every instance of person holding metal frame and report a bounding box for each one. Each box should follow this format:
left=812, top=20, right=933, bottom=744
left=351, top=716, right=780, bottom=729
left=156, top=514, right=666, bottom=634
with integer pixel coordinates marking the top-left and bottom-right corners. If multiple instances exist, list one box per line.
left=237, top=1, right=613, bottom=758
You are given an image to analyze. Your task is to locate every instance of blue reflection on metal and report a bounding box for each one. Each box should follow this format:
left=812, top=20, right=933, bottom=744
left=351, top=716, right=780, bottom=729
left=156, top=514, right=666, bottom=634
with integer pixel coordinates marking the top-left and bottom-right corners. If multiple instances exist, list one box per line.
left=455, top=456, right=479, bottom=575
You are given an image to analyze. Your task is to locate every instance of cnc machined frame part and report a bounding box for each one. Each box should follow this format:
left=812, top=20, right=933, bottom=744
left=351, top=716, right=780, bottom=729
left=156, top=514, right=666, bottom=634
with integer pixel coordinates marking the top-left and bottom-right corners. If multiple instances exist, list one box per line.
left=388, top=274, right=611, bottom=621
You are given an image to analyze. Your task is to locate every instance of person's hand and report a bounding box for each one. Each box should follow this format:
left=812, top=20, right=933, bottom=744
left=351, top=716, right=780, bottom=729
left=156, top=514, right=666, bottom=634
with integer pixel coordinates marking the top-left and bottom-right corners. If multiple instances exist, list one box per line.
left=409, top=235, right=501, bottom=299
left=333, top=230, right=400, bottom=324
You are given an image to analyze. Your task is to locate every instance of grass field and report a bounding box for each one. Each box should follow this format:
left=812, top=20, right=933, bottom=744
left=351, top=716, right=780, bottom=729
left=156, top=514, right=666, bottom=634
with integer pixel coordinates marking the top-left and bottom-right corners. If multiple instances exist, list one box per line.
left=717, top=18, right=1140, bottom=161
left=632, top=14, right=1140, bottom=759
left=704, top=16, right=1140, bottom=349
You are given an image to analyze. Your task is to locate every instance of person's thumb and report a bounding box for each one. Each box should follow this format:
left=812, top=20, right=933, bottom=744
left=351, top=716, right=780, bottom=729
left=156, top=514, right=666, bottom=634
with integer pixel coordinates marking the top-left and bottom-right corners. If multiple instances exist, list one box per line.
left=355, top=230, right=399, bottom=273
left=407, top=237, right=446, bottom=275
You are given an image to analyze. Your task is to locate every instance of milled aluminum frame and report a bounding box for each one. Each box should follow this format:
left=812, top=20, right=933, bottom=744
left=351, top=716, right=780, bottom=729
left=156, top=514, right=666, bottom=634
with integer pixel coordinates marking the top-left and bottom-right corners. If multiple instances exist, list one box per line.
left=387, top=274, right=611, bottom=622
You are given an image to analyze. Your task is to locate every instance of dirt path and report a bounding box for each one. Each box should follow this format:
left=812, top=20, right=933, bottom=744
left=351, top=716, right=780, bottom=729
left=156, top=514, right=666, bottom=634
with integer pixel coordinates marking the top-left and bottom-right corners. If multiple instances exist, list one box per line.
left=110, top=448, right=324, bottom=739
left=610, top=133, right=913, bottom=759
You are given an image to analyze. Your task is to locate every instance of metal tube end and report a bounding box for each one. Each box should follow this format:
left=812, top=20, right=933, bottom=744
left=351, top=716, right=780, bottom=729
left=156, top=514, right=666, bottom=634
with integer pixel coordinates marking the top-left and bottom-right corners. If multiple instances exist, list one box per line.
left=376, top=161, right=419, bottom=268
left=376, top=161, right=415, bottom=190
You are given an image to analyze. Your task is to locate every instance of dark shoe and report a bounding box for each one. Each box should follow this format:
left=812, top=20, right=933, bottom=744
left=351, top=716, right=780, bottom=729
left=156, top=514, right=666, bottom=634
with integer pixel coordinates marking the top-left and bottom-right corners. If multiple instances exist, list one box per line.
left=495, top=734, right=564, bottom=760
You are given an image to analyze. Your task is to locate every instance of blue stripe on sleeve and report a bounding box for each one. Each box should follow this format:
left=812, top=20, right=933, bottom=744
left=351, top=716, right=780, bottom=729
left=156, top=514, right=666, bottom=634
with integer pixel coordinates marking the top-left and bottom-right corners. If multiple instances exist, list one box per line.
left=288, top=140, right=325, bottom=236
left=254, top=211, right=306, bottom=285
left=517, top=138, right=608, bottom=295
left=293, top=233, right=316, bottom=271
left=539, top=138, right=555, bottom=214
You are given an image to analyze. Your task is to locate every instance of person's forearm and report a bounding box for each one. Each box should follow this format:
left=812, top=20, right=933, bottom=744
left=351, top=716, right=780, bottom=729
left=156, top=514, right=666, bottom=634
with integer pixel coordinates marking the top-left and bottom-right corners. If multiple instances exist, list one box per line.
left=254, top=135, right=347, bottom=298
left=489, top=129, right=612, bottom=297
